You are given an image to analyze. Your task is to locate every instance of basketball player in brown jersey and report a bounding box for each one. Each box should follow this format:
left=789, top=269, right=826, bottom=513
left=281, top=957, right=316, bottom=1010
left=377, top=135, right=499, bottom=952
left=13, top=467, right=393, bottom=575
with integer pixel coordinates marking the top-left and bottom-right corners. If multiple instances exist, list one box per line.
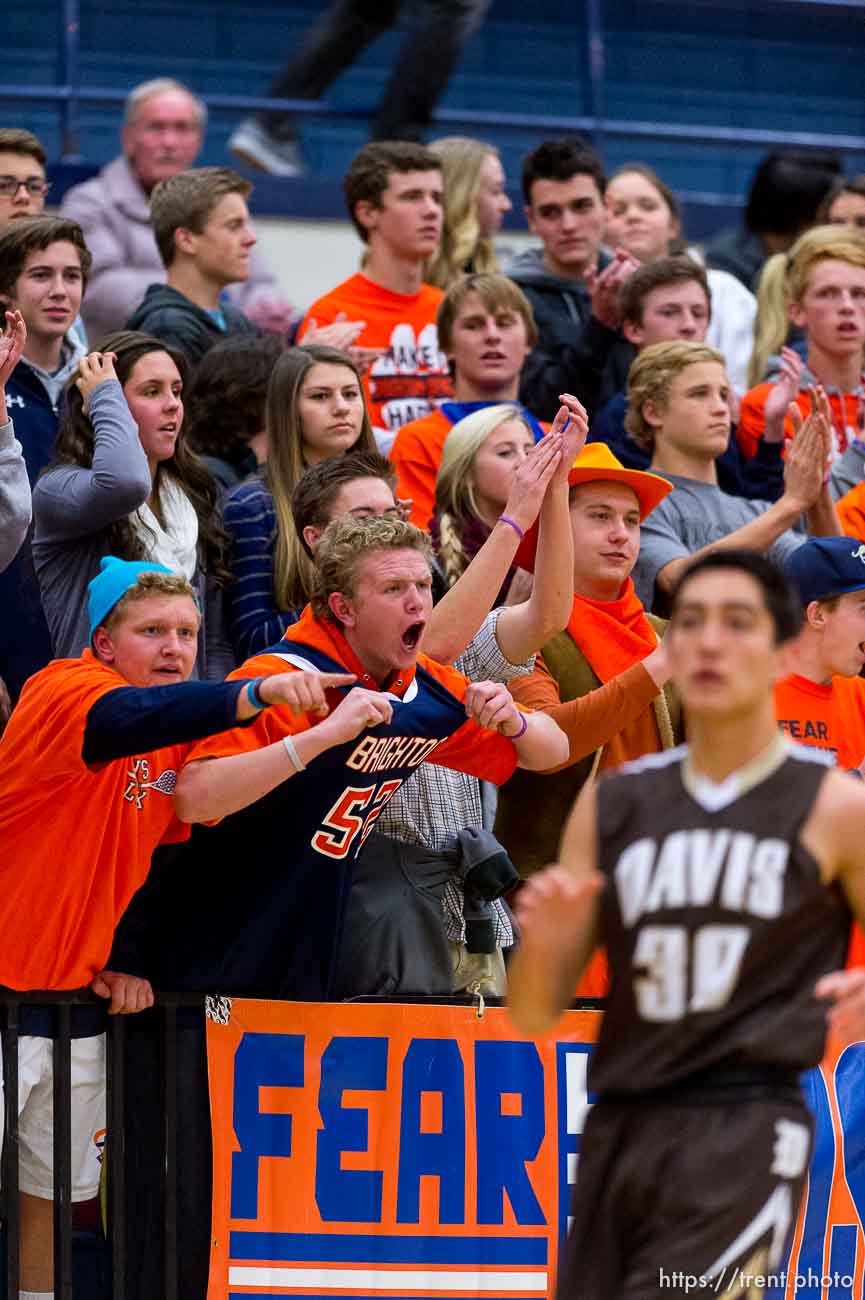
left=509, top=549, right=865, bottom=1300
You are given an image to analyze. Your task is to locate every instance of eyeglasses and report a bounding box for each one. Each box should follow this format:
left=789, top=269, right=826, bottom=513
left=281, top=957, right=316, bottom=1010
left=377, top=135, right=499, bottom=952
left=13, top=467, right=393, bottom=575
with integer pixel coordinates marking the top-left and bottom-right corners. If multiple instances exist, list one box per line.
left=0, top=177, right=51, bottom=198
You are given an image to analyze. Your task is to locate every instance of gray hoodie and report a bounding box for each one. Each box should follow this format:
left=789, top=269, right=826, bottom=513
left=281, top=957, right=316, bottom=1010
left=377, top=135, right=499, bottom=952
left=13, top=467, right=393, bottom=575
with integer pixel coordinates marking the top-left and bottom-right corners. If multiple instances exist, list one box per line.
left=505, top=245, right=634, bottom=420
left=0, top=419, right=31, bottom=574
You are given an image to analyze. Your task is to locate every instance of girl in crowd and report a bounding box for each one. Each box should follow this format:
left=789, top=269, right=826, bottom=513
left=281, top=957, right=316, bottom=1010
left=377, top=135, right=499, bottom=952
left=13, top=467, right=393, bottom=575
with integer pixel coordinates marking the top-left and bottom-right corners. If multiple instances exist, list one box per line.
left=819, top=175, right=865, bottom=230
left=32, top=330, right=233, bottom=677
left=425, top=137, right=512, bottom=289
left=433, top=403, right=535, bottom=601
left=183, top=333, right=285, bottom=493
left=224, top=343, right=377, bottom=659
left=603, top=162, right=757, bottom=393
left=747, top=223, right=864, bottom=388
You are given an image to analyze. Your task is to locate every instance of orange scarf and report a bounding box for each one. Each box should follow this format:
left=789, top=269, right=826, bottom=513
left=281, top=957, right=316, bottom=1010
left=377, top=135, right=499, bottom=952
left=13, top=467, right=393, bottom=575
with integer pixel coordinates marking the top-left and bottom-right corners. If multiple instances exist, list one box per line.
left=567, top=579, right=658, bottom=682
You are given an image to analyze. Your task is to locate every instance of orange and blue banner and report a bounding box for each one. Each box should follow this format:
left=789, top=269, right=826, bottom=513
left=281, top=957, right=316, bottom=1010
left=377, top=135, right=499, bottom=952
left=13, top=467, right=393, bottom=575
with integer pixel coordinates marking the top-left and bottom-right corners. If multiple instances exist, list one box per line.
left=206, top=1000, right=865, bottom=1300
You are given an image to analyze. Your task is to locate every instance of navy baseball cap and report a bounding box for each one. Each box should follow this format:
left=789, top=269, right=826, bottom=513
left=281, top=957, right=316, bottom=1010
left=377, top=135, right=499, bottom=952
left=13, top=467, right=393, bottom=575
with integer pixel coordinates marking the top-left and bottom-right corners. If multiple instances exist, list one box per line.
left=787, top=537, right=865, bottom=605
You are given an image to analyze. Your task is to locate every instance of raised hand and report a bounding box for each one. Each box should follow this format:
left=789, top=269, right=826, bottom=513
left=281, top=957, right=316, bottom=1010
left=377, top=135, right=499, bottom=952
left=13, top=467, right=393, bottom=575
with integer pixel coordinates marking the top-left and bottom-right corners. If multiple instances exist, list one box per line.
left=75, top=350, right=118, bottom=406
left=515, top=863, right=605, bottom=951
left=784, top=389, right=829, bottom=510
left=500, top=429, right=563, bottom=534
left=0, top=309, right=26, bottom=389
left=586, top=249, right=641, bottom=329
left=465, top=680, right=526, bottom=736
left=258, top=670, right=356, bottom=717
left=815, top=968, right=865, bottom=1046
left=300, top=312, right=367, bottom=352
left=554, top=391, right=589, bottom=473
left=763, top=347, right=803, bottom=443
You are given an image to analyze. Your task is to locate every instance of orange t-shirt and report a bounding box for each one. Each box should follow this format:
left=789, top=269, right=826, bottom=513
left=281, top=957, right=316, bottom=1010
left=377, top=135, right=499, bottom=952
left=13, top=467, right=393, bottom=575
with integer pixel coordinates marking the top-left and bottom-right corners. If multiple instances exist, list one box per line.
left=186, top=605, right=519, bottom=787
left=774, top=672, right=865, bottom=771
left=737, top=382, right=861, bottom=461
left=836, top=482, right=865, bottom=543
left=773, top=671, right=865, bottom=967
left=390, top=408, right=453, bottom=529
left=301, top=273, right=453, bottom=433
left=0, top=652, right=191, bottom=989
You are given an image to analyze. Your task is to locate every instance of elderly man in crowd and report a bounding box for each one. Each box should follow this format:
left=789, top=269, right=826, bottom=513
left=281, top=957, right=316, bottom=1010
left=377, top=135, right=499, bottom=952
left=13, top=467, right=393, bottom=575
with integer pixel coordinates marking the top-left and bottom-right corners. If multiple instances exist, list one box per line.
left=60, top=77, right=294, bottom=339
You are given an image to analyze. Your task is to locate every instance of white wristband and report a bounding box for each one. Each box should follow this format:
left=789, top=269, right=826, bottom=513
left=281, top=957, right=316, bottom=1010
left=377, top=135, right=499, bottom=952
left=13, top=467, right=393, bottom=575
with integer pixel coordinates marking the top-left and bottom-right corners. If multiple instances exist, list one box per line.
left=282, top=734, right=306, bottom=773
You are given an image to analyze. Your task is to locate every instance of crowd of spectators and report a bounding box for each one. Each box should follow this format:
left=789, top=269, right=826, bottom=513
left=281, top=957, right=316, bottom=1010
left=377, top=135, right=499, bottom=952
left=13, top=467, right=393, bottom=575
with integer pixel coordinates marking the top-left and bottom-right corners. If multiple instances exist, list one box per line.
left=3, top=72, right=865, bottom=1299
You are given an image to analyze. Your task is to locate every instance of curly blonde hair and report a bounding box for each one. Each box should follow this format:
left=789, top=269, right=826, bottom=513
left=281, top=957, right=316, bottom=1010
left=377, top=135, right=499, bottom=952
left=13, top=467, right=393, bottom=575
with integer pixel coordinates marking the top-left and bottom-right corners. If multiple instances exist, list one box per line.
left=748, top=224, right=865, bottom=386
left=434, top=403, right=531, bottom=587
left=312, top=515, right=432, bottom=619
left=425, top=137, right=503, bottom=290
left=625, top=341, right=725, bottom=452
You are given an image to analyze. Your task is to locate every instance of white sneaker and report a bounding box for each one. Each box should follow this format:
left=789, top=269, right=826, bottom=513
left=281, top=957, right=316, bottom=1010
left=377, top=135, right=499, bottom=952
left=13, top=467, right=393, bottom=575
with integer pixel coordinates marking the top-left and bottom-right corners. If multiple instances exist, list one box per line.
left=229, top=118, right=305, bottom=176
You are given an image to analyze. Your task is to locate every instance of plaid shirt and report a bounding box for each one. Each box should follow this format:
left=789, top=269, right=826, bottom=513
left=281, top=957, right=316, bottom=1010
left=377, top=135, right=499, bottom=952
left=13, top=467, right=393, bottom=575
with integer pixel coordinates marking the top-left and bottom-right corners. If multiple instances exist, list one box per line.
left=376, top=608, right=533, bottom=945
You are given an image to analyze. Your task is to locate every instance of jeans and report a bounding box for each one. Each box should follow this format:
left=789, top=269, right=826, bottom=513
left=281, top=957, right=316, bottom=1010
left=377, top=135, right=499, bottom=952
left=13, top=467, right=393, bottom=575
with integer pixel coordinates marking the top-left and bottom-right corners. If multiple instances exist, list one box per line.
left=259, top=0, right=491, bottom=140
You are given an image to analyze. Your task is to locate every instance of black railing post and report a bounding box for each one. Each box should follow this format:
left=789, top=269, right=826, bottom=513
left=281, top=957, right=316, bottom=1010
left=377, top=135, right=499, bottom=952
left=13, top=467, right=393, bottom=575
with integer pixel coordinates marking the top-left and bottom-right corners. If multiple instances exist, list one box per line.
left=60, top=0, right=82, bottom=161
left=52, top=1002, right=74, bottom=1300
left=584, top=0, right=606, bottom=154
left=163, top=1001, right=178, bottom=1300
left=2, top=999, right=21, bottom=1299
left=107, top=1012, right=127, bottom=1300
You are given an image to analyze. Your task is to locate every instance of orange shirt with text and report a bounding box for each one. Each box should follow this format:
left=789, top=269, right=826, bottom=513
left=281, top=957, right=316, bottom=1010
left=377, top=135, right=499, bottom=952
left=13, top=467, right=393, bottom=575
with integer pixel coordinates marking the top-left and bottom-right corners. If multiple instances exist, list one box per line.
left=0, top=653, right=190, bottom=989
left=300, top=274, right=453, bottom=433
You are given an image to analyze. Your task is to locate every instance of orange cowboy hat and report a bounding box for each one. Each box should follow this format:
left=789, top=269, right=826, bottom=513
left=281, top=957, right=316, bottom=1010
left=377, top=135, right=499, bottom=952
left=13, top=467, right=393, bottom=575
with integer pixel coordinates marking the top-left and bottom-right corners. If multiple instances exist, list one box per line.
left=513, top=443, right=674, bottom=573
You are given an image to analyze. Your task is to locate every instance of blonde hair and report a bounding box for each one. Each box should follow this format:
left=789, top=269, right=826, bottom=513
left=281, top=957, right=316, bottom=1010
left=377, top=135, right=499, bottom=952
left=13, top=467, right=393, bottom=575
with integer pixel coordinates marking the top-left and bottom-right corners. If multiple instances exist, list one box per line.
left=266, top=346, right=377, bottom=612
left=625, top=341, right=725, bottom=452
left=434, top=403, right=530, bottom=587
left=425, top=137, right=502, bottom=290
left=102, top=571, right=199, bottom=634
left=436, top=272, right=538, bottom=353
left=312, top=515, right=432, bottom=619
left=748, top=224, right=865, bottom=386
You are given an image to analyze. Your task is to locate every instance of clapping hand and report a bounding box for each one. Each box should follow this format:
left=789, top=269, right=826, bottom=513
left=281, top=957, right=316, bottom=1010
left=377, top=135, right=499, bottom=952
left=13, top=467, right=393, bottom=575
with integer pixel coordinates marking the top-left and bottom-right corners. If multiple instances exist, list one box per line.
left=763, top=347, right=803, bottom=443
left=0, top=309, right=26, bottom=390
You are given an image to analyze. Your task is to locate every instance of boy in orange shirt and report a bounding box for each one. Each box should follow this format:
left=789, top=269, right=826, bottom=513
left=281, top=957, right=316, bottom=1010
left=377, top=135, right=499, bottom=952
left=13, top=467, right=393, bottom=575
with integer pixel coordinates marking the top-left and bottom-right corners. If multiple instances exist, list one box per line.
left=776, top=536, right=865, bottom=770
left=0, top=555, right=342, bottom=1298
left=299, top=141, right=453, bottom=439
left=776, top=535, right=865, bottom=967
left=390, top=271, right=546, bottom=528
left=738, top=229, right=865, bottom=463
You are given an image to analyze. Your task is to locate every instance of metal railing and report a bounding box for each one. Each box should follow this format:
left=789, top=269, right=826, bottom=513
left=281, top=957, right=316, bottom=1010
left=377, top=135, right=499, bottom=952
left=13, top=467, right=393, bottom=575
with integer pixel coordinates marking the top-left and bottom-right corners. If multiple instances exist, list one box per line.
left=3, top=0, right=865, bottom=166
left=0, top=990, right=203, bottom=1300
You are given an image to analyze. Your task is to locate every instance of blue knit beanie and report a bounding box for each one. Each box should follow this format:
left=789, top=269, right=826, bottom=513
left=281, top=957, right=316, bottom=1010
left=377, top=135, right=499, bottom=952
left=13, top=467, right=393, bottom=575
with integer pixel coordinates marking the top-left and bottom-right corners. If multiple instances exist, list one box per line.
left=87, top=556, right=174, bottom=642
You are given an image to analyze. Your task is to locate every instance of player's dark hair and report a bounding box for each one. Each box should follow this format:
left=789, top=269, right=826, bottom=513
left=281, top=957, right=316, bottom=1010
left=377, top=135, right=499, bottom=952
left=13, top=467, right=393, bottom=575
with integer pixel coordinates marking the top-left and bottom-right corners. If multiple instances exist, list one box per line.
left=521, top=137, right=605, bottom=206
left=291, top=451, right=397, bottom=559
left=670, top=550, right=802, bottom=645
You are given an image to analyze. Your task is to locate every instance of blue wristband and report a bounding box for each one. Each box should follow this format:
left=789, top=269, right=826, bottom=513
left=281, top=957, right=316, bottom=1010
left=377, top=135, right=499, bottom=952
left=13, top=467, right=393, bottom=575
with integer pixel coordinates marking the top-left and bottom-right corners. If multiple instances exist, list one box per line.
left=246, top=678, right=266, bottom=710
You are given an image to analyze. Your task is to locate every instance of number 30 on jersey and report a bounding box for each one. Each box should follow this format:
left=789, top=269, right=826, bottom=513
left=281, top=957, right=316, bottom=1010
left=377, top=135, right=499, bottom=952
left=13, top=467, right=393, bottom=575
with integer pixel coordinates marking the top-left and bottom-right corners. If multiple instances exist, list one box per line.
left=633, top=924, right=750, bottom=1021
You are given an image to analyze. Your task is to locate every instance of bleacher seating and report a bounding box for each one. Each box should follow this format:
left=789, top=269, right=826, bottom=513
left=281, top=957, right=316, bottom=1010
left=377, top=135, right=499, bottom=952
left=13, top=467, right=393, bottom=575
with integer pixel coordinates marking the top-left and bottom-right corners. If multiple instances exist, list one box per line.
left=4, top=0, right=865, bottom=230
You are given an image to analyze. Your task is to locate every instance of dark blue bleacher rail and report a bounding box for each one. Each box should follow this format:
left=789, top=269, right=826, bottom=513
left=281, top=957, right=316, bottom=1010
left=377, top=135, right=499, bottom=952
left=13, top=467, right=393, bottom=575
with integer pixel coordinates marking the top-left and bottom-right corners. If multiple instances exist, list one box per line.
left=3, top=0, right=865, bottom=229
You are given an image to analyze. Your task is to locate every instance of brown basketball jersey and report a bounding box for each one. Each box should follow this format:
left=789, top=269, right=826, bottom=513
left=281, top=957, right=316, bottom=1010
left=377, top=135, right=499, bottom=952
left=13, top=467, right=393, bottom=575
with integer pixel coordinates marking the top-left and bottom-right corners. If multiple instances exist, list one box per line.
left=589, top=742, right=851, bottom=1096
